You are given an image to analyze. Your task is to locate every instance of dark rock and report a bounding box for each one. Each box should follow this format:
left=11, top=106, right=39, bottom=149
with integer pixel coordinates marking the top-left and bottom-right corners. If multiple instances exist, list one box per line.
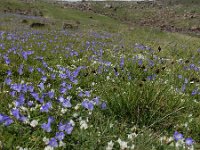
left=22, top=19, right=28, bottom=24
left=30, top=22, right=45, bottom=28
left=63, top=23, right=78, bottom=30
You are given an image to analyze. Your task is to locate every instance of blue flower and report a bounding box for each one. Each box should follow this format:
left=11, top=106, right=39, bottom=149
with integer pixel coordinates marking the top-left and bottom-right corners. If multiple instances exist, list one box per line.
left=48, top=91, right=54, bottom=99
left=41, top=117, right=54, bottom=132
left=65, top=122, right=73, bottom=134
left=93, top=97, right=100, bottom=105
left=120, top=57, right=124, bottom=68
left=4, top=117, right=13, bottom=126
left=27, top=101, right=34, bottom=107
left=51, top=74, right=56, bottom=79
left=0, top=114, right=13, bottom=126
left=67, top=84, right=72, bottom=90
left=62, top=99, right=72, bottom=108
left=48, top=138, right=58, bottom=147
left=7, top=70, right=12, bottom=76
left=55, top=132, right=65, bottom=141
left=58, top=122, right=66, bottom=131
left=41, top=76, right=47, bottom=82
left=58, top=122, right=73, bottom=134
left=18, top=64, right=24, bottom=75
left=40, top=102, right=52, bottom=112
left=82, top=100, right=94, bottom=110
left=101, top=102, right=107, bottom=110
left=11, top=109, right=20, bottom=119
left=38, top=82, right=45, bottom=91
left=185, top=138, right=194, bottom=146
left=31, top=92, right=39, bottom=101
left=29, top=67, right=34, bottom=73
left=85, top=91, right=90, bottom=97
left=28, top=85, right=34, bottom=92
left=173, top=131, right=184, bottom=141
left=60, top=87, right=67, bottom=94
left=5, top=78, right=12, bottom=85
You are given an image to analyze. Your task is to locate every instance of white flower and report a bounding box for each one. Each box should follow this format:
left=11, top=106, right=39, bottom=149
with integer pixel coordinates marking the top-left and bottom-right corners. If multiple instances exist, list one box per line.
left=109, top=123, right=114, bottom=128
left=117, top=138, right=128, bottom=150
left=175, top=139, right=184, bottom=148
left=43, top=137, right=49, bottom=145
left=61, top=108, right=67, bottom=114
left=74, top=104, right=80, bottom=110
left=44, top=146, right=54, bottom=150
left=106, top=140, right=114, bottom=150
left=73, top=113, right=79, bottom=118
left=69, top=119, right=75, bottom=126
left=80, top=120, right=88, bottom=130
left=30, top=120, right=38, bottom=127
left=128, top=133, right=137, bottom=140
left=130, top=144, right=135, bottom=149
left=0, top=141, right=2, bottom=149
left=59, top=141, right=66, bottom=147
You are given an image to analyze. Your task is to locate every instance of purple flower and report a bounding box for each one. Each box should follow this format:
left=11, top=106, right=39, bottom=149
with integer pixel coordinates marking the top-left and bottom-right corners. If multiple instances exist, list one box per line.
left=82, top=100, right=94, bottom=110
left=65, top=122, right=73, bottom=134
left=4, top=55, right=10, bottom=65
left=73, top=66, right=82, bottom=78
left=48, top=138, right=58, bottom=147
left=41, top=123, right=51, bottom=132
left=58, top=96, right=65, bottom=103
left=18, top=64, right=24, bottom=75
left=120, top=57, right=124, bottom=68
left=51, top=74, right=56, bottom=79
left=11, top=84, right=22, bottom=92
left=27, top=101, right=34, bottom=107
left=78, top=91, right=84, bottom=97
left=22, top=51, right=28, bottom=60
left=41, top=117, right=54, bottom=132
left=87, top=102, right=94, bottom=110
left=31, top=92, right=39, bottom=101
left=38, top=82, right=45, bottom=91
left=138, top=59, right=143, bottom=66
left=178, top=75, right=182, bottom=79
left=185, top=138, right=194, bottom=146
left=93, top=97, right=100, bottom=105
left=41, top=76, right=47, bottom=82
left=5, top=78, right=12, bottom=85
left=67, top=84, right=72, bottom=90
left=11, top=109, right=20, bottom=119
left=101, top=102, right=107, bottom=110
left=29, top=67, right=34, bottom=73
left=10, top=91, right=16, bottom=97
left=55, top=132, right=65, bottom=141
left=40, top=102, right=52, bottom=112
left=15, top=94, right=25, bottom=107
left=85, top=91, right=90, bottom=97
left=191, top=89, right=198, bottom=96
left=48, top=91, right=54, bottom=99
left=0, top=114, right=5, bottom=123
left=58, top=122, right=66, bottom=131
left=58, top=122, right=73, bottom=134
left=59, top=73, right=67, bottom=79
left=7, top=70, right=12, bottom=76
left=48, top=116, right=54, bottom=123
left=4, top=117, right=13, bottom=126
left=0, top=114, right=13, bottom=126
left=60, top=87, right=67, bottom=94
left=28, top=85, right=34, bottom=92
left=62, top=99, right=72, bottom=108
left=61, top=82, right=66, bottom=87
left=174, top=131, right=184, bottom=141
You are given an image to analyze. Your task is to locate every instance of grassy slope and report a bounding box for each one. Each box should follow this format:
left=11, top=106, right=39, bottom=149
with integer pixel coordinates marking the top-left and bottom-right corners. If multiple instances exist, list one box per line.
left=0, top=0, right=200, bottom=150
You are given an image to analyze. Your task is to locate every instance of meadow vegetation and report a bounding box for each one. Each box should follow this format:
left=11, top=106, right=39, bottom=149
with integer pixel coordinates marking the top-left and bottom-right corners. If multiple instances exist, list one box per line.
left=0, top=0, right=200, bottom=149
